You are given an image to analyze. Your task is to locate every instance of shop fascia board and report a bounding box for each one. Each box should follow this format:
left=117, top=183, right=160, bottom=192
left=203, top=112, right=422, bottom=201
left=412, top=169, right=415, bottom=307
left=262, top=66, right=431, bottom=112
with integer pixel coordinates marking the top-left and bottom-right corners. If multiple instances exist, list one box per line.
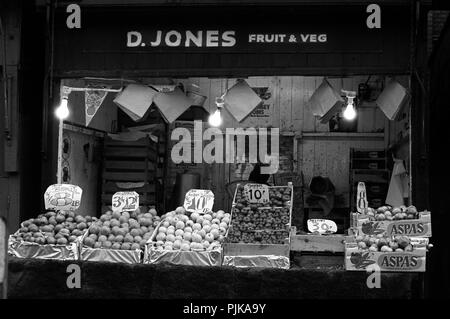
left=35, top=0, right=420, bottom=7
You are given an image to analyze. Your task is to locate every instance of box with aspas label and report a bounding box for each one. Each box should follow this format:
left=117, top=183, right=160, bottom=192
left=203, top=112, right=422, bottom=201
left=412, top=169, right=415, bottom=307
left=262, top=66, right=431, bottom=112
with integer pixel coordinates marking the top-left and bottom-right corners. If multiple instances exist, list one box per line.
left=345, top=236, right=429, bottom=272
left=351, top=206, right=431, bottom=237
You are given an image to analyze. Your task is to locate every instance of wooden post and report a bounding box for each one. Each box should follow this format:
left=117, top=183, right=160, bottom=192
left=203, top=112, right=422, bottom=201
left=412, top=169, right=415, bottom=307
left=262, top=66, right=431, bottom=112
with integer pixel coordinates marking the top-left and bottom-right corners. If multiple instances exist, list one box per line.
left=0, top=217, right=7, bottom=299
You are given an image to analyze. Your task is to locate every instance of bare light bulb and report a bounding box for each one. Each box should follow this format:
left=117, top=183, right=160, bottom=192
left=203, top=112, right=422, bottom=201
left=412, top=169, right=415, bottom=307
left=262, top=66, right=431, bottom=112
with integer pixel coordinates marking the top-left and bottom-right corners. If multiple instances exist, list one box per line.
left=343, top=100, right=356, bottom=121
left=55, top=98, right=69, bottom=120
left=208, top=108, right=222, bottom=127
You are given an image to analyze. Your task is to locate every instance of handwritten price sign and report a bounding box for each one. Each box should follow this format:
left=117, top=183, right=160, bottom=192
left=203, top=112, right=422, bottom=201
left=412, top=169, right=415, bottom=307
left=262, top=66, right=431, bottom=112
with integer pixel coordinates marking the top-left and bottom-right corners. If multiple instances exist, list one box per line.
left=184, top=189, right=214, bottom=214
left=307, top=219, right=338, bottom=234
left=112, top=191, right=139, bottom=212
left=44, top=184, right=82, bottom=211
left=244, top=184, right=270, bottom=204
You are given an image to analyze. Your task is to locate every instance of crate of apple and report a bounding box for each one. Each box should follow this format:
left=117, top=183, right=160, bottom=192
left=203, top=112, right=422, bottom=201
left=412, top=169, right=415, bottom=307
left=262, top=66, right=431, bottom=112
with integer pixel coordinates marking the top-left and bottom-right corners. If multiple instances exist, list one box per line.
left=9, top=210, right=96, bottom=260
left=365, top=205, right=420, bottom=221
left=354, top=234, right=415, bottom=252
left=225, top=230, right=289, bottom=245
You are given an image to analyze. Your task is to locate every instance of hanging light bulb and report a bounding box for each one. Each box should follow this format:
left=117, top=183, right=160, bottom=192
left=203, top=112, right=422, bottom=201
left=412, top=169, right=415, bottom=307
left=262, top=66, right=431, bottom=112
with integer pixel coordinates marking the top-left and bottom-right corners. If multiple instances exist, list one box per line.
left=55, top=97, right=70, bottom=120
left=209, top=96, right=224, bottom=127
left=342, top=90, right=357, bottom=121
left=208, top=108, right=222, bottom=127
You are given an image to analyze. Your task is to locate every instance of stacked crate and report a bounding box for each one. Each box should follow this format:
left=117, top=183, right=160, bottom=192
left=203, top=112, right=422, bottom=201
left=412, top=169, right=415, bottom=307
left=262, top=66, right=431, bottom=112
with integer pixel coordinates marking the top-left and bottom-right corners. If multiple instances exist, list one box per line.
left=101, top=136, right=158, bottom=208
left=349, top=148, right=390, bottom=211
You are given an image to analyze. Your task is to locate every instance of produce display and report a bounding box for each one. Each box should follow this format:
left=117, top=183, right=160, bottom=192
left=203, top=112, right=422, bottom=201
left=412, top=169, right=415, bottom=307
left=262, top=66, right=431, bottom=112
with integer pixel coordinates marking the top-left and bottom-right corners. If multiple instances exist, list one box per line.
left=363, top=205, right=419, bottom=221
left=354, top=234, right=414, bottom=252
left=152, top=206, right=231, bottom=252
left=226, top=185, right=292, bottom=244
left=82, top=207, right=160, bottom=251
left=12, top=210, right=97, bottom=245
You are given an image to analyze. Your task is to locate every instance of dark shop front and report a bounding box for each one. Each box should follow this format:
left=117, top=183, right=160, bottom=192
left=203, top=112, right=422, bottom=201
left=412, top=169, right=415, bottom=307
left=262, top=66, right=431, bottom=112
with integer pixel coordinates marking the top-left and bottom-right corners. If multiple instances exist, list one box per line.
left=3, top=0, right=436, bottom=299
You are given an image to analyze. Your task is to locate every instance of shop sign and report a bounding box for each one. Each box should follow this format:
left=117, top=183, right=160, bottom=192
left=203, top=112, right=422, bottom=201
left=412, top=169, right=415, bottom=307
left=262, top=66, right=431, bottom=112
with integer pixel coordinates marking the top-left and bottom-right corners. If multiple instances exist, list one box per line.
left=307, top=219, right=337, bottom=234
left=244, top=184, right=270, bottom=204
left=112, top=191, right=139, bottom=213
left=44, top=184, right=83, bottom=211
left=184, top=189, right=215, bottom=214
left=356, top=182, right=368, bottom=213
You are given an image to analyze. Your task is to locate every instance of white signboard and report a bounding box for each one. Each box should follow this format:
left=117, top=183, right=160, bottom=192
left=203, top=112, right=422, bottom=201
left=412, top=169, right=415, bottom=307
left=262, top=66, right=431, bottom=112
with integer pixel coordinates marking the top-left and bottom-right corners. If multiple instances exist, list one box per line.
left=356, top=182, right=368, bottom=213
left=112, top=191, right=140, bottom=213
left=44, top=184, right=82, bottom=211
left=0, top=218, right=5, bottom=286
left=184, top=189, right=215, bottom=214
left=307, top=219, right=338, bottom=234
left=244, top=184, right=270, bottom=204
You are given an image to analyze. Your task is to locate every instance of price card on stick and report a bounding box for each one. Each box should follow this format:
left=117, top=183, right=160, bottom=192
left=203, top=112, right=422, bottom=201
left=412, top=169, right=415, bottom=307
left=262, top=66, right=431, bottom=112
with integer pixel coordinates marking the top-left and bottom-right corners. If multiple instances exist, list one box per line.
left=307, top=219, right=338, bottom=234
left=184, top=189, right=214, bottom=214
left=44, top=184, right=83, bottom=211
left=112, top=191, right=139, bottom=212
left=356, top=182, right=368, bottom=213
left=244, top=184, right=270, bottom=204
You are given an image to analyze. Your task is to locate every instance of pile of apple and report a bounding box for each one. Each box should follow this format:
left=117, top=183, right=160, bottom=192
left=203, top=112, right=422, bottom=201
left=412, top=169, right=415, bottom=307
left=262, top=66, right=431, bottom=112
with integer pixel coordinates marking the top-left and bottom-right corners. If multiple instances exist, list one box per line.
left=355, top=234, right=413, bottom=252
left=82, top=207, right=160, bottom=251
left=364, top=205, right=419, bottom=221
left=13, top=210, right=97, bottom=245
left=230, top=207, right=290, bottom=232
left=153, top=206, right=231, bottom=252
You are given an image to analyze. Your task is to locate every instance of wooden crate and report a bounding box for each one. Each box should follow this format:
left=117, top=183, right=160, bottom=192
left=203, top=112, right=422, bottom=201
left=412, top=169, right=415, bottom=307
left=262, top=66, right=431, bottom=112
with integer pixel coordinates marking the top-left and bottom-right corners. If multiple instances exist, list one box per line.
left=101, top=136, right=158, bottom=206
left=223, top=183, right=293, bottom=268
left=290, top=234, right=350, bottom=253
left=345, top=241, right=427, bottom=272
left=350, top=211, right=432, bottom=237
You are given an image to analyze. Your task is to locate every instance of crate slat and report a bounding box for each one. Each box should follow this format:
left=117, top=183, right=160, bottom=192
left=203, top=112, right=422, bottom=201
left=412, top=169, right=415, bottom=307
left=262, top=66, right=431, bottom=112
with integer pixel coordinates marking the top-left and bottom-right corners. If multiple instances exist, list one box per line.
left=104, top=161, right=156, bottom=171
left=103, top=171, right=155, bottom=182
left=104, top=148, right=157, bottom=159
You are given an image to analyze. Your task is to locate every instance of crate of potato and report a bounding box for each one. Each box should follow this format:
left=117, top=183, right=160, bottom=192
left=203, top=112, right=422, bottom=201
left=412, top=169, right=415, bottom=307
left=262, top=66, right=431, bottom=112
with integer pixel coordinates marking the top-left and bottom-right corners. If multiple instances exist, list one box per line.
left=8, top=210, right=94, bottom=260
left=345, top=234, right=429, bottom=272
left=144, top=206, right=231, bottom=267
left=223, top=183, right=293, bottom=269
left=351, top=205, right=431, bottom=237
left=79, top=207, right=160, bottom=264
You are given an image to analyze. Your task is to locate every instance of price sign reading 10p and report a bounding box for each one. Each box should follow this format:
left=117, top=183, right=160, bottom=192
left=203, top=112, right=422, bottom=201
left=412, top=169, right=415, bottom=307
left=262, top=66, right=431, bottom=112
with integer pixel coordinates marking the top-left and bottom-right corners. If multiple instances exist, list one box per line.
left=184, top=189, right=215, bottom=214
left=244, top=184, right=270, bottom=204
left=112, top=191, right=139, bottom=213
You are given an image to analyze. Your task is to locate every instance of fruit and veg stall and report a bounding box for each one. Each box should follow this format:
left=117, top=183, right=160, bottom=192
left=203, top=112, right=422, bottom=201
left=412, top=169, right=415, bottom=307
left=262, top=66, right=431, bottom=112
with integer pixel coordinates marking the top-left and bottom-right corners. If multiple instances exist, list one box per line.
left=4, top=181, right=432, bottom=298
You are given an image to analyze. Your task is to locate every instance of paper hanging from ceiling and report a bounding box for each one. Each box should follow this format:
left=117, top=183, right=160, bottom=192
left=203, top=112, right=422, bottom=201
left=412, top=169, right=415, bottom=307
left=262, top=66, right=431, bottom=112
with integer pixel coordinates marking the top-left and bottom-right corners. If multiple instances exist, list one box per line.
left=153, top=87, right=193, bottom=123
left=113, top=84, right=158, bottom=122
left=224, top=80, right=262, bottom=122
left=306, top=79, right=345, bottom=123
left=376, top=80, right=410, bottom=121
left=85, top=89, right=108, bottom=126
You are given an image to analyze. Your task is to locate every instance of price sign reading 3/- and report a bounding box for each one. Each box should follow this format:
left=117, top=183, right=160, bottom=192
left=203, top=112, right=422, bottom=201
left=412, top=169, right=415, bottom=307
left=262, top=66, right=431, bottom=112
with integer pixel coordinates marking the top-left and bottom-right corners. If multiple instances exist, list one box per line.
left=307, top=219, right=338, bottom=234
left=44, top=184, right=82, bottom=211
left=112, top=191, right=139, bottom=212
left=244, top=184, right=270, bottom=204
left=184, top=189, right=214, bottom=214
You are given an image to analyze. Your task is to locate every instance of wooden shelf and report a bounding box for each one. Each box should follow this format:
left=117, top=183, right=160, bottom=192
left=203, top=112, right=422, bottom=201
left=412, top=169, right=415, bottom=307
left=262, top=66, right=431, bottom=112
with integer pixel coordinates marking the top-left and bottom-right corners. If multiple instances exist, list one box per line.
left=301, top=132, right=384, bottom=139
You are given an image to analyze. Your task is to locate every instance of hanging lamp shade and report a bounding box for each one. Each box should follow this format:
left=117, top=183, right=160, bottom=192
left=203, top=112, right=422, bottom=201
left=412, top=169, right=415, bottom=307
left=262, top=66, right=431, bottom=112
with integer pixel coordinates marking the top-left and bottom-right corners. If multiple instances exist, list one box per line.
left=113, top=84, right=157, bottom=122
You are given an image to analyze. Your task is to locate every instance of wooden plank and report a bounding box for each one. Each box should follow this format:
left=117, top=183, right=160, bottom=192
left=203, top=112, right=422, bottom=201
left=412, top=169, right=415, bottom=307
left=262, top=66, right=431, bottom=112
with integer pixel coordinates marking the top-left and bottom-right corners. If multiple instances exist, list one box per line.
left=103, top=182, right=156, bottom=193
left=105, top=139, right=156, bottom=149
left=302, top=77, right=316, bottom=132
left=290, top=234, right=348, bottom=253
left=103, top=171, right=155, bottom=182
left=279, top=76, right=292, bottom=132
left=104, top=148, right=157, bottom=159
left=104, top=161, right=156, bottom=171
